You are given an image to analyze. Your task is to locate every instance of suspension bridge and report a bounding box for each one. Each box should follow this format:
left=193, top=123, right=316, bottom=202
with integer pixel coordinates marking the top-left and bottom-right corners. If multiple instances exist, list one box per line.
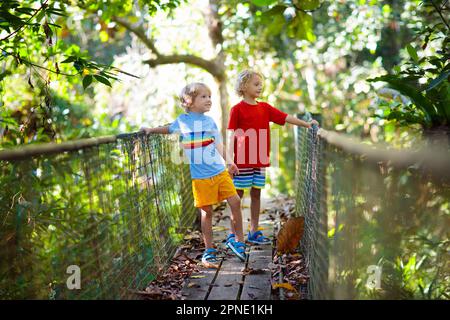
left=1, top=114, right=449, bottom=300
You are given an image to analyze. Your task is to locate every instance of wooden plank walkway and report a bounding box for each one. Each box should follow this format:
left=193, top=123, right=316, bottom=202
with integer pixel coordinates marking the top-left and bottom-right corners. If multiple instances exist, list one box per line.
left=181, top=196, right=276, bottom=300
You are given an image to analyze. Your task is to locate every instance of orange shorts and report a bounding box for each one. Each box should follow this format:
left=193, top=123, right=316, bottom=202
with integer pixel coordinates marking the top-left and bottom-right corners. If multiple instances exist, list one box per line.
left=192, top=170, right=238, bottom=208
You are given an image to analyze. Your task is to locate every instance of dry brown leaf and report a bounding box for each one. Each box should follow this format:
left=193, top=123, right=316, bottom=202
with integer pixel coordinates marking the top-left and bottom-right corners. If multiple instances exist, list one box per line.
left=272, top=282, right=298, bottom=293
left=276, top=217, right=304, bottom=254
left=242, top=267, right=266, bottom=275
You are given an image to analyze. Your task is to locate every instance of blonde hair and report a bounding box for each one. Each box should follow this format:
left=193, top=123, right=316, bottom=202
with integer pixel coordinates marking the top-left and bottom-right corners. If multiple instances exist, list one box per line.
left=235, top=70, right=263, bottom=97
left=179, top=82, right=211, bottom=111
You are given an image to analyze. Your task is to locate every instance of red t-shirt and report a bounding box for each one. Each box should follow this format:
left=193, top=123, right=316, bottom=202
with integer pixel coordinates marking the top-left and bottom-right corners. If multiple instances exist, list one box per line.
left=227, top=101, right=288, bottom=168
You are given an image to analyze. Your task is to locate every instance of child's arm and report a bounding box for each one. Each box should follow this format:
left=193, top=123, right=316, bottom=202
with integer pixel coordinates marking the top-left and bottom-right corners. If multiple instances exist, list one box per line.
left=226, top=129, right=235, bottom=165
left=285, top=115, right=319, bottom=128
left=140, top=125, right=170, bottom=134
left=216, top=140, right=239, bottom=175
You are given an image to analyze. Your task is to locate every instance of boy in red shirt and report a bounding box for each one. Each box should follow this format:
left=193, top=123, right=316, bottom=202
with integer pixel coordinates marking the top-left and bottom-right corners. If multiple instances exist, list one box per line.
left=227, top=70, right=318, bottom=245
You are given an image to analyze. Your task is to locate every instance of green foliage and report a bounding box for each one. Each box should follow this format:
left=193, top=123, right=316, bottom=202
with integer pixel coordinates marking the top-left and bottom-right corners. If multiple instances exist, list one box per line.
left=0, top=0, right=119, bottom=88
left=302, top=137, right=450, bottom=299
left=368, top=1, right=450, bottom=129
left=254, top=0, right=322, bottom=41
left=251, top=0, right=278, bottom=6
left=0, top=0, right=184, bottom=147
left=0, top=134, right=196, bottom=299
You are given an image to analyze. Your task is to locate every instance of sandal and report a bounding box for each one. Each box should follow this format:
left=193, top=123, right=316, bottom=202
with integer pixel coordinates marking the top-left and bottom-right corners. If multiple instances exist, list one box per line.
left=201, top=248, right=219, bottom=268
left=226, top=240, right=247, bottom=262
left=247, top=230, right=271, bottom=245
left=225, top=233, right=235, bottom=244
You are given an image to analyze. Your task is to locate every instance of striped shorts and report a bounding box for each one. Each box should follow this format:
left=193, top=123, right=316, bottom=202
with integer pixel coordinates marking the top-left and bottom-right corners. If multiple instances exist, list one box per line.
left=233, top=167, right=266, bottom=190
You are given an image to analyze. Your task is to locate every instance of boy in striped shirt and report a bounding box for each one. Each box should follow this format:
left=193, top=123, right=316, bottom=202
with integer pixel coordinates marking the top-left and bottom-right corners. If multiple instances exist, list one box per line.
left=141, top=83, right=246, bottom=268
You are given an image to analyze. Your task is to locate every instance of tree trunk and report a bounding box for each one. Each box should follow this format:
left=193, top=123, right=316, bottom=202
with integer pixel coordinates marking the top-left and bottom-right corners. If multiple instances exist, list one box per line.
left=215, top=75, right=228, bottom=142
left=114, top=1, right=230, bottom=139
left=207, top=0, right=228, bottom=141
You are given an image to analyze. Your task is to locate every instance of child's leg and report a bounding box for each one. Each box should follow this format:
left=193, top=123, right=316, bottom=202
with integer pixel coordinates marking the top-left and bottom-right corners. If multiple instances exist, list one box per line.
left=229, top=189, right=244, bottom=235
left=200, top=205, right=214, bottom=249
left=249, top=187, right=261, bottom=233
left=226, top=194, right=244, bottom=243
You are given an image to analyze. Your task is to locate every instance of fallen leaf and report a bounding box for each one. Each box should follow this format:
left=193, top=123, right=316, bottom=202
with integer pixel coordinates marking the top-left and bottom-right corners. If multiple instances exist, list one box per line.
left=191, top=275, right=206, bottom=279
left=272, top=282, right=298, bottom=293
left=276, top=217, right=304, bottom=254
left=212, top=226, right=227, bottom=232
left=187, top=282, right=200, bottom=288
left=242, top=268, right=266, bottom=275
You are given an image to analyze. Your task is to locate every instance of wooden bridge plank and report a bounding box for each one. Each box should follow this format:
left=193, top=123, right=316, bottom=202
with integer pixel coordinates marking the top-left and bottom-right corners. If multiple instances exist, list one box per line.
left=241, top=201, right=274, bottom=300
left=181, top=204, right=231, bottom=300
left=181, top=196, right=277, bottom=300
left=206, top=249, right=247, bottom=300
left=205, top=202, right=247, bottom=300
left=240, top=245, right=272, bottom=300
left=181, top=265, right=221, bottom=300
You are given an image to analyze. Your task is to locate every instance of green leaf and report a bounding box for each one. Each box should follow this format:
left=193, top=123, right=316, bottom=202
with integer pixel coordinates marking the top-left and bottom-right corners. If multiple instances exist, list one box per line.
left=94, top=75, right=112, bottom=87
left=35, top=9, right=46, bottom=23
left=368, top=75, right=437, bottom=125
left=251, top=0, right=278, bottom=6
left=260, top=5, right=287, bottom=25
left=61, top=56, right=77, bottom=64
left=261, top=5, right=286, bottom=35
left=296, top=11, right=315, bottom=42
left=406, top=44, right=419, bottom=63
left=295, top=0, right=321, bottom=11
left=46, top=8, right=67, bottom=17
left=83, top=75, right=93, bottom=90
left=426, top=70, right=450, bottom=91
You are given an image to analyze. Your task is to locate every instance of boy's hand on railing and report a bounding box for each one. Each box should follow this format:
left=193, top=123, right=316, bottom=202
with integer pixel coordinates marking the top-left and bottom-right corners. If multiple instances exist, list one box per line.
left=310, top=119, right=319, bottom=128
left=227, top=163, right=239, bottom=176
left=140, top=127, right=153, bottom=134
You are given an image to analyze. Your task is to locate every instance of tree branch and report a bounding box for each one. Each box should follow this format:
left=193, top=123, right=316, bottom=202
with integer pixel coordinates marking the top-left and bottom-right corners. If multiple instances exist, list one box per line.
left=1, top=48, right=81, bottom=76
left=205, top=0, right=224, bottom=47
left=0, top=0, right=49, bottom=42
left=113, top=16, right=223, bottom=79
left=112, top=16, right=160, bottom=55
left=143, top=54, right=222, bottom=79
left=430, top=0, right=450, bottom=30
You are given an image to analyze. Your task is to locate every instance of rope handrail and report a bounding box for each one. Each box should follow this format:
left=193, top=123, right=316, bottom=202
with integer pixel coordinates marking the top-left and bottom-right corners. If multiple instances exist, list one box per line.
left=0, top=132, right=148, bottom=161
left=0, top=131, right=197, bottom=299
left=296, top=118, right=449, bottom=300
left=318, top=128, right=450, bottom=181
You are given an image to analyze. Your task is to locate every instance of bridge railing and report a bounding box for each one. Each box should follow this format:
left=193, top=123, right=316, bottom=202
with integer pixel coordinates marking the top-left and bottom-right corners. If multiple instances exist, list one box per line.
left=295, top=114, right=450, bottom=300
left=0, top=132, right=197, bottom=299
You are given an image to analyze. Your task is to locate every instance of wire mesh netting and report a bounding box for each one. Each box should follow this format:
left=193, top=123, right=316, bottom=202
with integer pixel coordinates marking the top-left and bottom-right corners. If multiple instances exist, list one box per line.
left=295, top=114, right=328, bottom=300
left=0, top=133, right=197, bottom=299
left=295, top=114, right=450, bottom=300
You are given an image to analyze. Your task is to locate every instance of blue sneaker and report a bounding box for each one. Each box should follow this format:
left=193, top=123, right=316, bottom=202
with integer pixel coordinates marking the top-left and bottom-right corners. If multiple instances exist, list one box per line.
left=201, top=248, right=219, bottom=268
left=226, top=239, right=247, bottom=262
left=247, top=230, right=271, bottom=245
